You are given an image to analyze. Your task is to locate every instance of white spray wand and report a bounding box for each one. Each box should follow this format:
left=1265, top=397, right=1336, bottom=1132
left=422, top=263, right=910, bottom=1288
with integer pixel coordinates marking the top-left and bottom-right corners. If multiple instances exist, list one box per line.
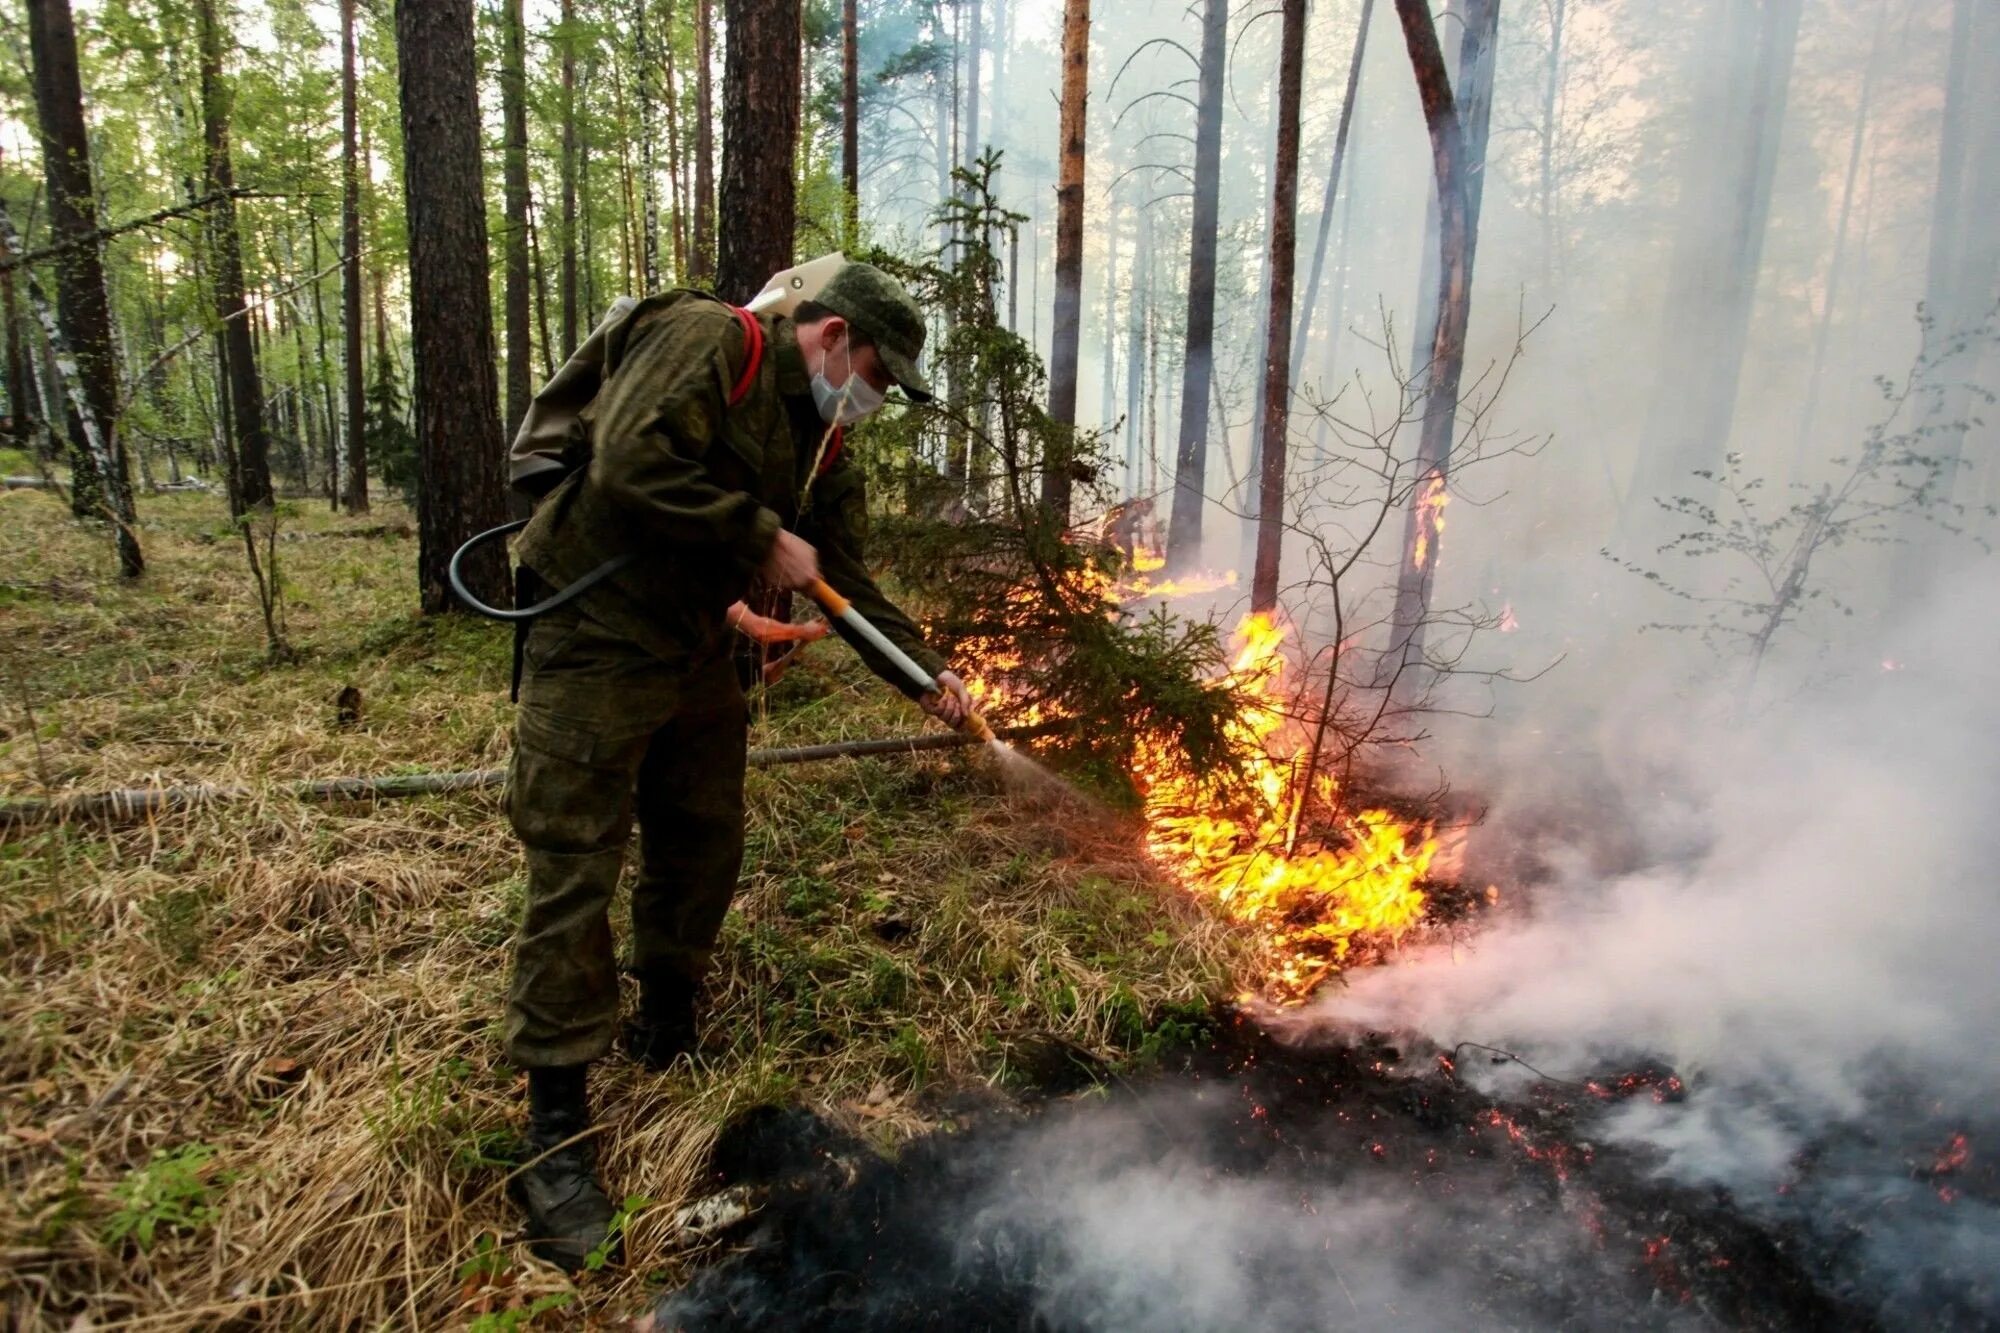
left=805, top=578, right=996, bottom=743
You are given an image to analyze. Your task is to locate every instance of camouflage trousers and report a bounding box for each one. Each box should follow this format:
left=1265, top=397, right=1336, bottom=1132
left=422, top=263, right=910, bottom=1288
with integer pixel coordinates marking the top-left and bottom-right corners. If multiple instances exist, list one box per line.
left=503, top=609, right=747, bottom=1069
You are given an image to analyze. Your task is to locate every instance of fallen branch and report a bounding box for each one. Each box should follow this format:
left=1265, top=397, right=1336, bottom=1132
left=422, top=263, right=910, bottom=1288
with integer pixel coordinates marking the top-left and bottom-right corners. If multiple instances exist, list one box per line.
left=0, top=721, right=1063, bottom=831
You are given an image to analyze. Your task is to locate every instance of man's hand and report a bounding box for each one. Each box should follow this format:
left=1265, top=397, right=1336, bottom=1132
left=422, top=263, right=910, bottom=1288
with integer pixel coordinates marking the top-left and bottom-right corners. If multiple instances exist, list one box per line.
left=758, top=529, right=821, bottom=591
left=921, top=669, right=974, bottom=729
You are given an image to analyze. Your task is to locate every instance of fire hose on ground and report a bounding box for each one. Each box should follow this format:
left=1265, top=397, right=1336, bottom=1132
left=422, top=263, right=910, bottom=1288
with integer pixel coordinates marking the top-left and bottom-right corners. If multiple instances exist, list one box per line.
left=0, top=720, right=1065, bottom=832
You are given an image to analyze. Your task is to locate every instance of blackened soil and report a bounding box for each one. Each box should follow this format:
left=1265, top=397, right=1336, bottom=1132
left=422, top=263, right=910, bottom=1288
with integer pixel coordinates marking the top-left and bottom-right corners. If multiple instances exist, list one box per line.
left=650, top=1014, right=1984, bottom=1331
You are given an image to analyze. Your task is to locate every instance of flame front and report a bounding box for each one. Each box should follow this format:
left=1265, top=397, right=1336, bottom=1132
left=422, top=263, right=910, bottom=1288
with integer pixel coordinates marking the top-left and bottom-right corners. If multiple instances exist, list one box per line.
left=1132, top=612, right=1434, bottom=996
left=958, top=558, right=1435, bottom=996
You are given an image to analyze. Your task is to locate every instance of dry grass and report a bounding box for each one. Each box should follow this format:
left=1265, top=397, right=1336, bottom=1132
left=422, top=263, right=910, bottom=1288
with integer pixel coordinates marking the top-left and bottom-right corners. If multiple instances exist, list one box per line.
left=0, top=489, right=1251, bottom=1330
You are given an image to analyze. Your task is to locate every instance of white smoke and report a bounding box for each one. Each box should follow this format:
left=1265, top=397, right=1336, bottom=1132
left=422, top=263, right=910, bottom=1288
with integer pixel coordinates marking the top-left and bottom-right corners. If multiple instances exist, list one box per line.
left=955, top=1085, right=1686, bottom=1333
left=1322, top=563, right=2000, bottom=1192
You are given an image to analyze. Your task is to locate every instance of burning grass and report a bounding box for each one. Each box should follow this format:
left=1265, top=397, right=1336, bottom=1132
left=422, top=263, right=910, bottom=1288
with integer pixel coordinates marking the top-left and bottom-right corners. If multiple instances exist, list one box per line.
left=0, top=489, right=1252, bottom=1329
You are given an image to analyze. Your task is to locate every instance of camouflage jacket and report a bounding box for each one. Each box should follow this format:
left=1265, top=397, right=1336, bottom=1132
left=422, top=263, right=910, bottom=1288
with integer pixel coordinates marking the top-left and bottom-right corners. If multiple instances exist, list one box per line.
left=512, top=292, right=947, bottom=694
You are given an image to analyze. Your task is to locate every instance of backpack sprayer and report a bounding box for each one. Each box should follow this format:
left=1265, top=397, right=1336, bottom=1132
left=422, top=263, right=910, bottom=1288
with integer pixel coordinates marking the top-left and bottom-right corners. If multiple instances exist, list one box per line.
left=450, top=255, right=997, bottom=745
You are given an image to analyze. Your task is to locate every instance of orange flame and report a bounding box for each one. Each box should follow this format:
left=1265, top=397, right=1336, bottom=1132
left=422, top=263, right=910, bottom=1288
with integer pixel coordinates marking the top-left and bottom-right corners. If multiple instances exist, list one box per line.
left=1131, top=613, right=1434, bottom=996
left=959, top=567, right=1435, bottom=996
left=1412, top=473, right=1450, bottom=573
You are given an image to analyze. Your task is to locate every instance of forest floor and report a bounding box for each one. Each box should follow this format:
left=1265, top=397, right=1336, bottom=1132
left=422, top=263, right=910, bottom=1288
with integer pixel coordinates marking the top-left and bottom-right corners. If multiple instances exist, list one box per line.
left=0, top=481, right=1251, bottom=1330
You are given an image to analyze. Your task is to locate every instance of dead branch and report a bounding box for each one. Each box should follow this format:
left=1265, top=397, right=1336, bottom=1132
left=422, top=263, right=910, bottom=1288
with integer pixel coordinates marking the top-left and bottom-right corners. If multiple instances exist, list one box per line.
left=0, top=721, right=1068, bottom=832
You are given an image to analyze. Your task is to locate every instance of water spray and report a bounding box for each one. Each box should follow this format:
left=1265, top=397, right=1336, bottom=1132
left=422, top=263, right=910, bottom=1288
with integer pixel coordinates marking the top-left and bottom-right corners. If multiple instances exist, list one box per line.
left=805, top=578, right=996, bottom=744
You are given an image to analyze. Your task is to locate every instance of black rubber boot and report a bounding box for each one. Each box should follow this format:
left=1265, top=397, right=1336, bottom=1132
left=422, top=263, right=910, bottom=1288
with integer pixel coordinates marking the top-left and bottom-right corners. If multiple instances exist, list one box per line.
left=622, top=973, right=701, bottom=1071
left=510, top=1065, right=617, bottom=1272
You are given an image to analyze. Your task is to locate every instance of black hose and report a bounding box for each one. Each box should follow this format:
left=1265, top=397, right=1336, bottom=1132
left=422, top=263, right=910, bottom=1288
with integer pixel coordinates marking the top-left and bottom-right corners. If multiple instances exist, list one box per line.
left=447, top=518, right=635, bottom=622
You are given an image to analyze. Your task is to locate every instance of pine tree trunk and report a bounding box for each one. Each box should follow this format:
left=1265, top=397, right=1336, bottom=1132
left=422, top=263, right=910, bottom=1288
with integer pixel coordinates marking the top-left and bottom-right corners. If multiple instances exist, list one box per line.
left=1249, top=0, right=1306, bottom=615
left=716, top=0, right=801, bottom=303
left=1041, top=0, right=1089, bottom=524
left=24, top=0, right=143, bottom=575
left=1538, top=0, right=1565, bottom=285
left=691, top=0, right=716, bottom=287
left=502, top=0, right=532, bottom=440
left=559, top=0, right=580, bottom=353
left=663, top=0, right=688, bottom=279
left=1618, top=0, right=1803, bottom=545
left=1293, top=0, right=1373, bottom=386
left=1165, top=0, right=1225, bottom=569
left=197, top=0, right=274, bottom=512
left=614, top=62, right=639, bottom=293
left=990, top=0, right=1009, bottom=158
left=842, top=0, right=859, bottom=244
left=965, top=0, right=982, bottom=166
left=363, top=110, right=390, bottom=369
left=1098, top=204, right=1119, bottom=434
left=1791, top=0, right=1890, bottom=480
left=341, top=0, right=368, bottom=512
left=1125, top=208, right=1147, bottom=496
left=395, top=0, right=511, bottom=613
left=1384, top=0, right=1497, bottom=692
left=1891, top=0, right=2000, bottom=590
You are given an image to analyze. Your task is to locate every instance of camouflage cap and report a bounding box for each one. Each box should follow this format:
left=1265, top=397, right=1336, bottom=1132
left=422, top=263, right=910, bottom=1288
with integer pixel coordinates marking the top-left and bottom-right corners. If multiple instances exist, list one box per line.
left=813, top=262, right=933, bottom=401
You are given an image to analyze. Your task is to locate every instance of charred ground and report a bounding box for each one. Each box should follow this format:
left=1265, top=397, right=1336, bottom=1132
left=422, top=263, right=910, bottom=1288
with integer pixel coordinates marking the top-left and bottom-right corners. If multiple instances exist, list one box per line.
left=653, top=1011, right=1994, bottom=1332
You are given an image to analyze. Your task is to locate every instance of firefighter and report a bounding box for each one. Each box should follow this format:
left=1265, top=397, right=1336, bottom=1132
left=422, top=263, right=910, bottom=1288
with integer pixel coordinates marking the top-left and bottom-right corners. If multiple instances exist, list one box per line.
left=1099, top=495, right=1155, bottom=564
left=502, top=262, right=971, bottom=1269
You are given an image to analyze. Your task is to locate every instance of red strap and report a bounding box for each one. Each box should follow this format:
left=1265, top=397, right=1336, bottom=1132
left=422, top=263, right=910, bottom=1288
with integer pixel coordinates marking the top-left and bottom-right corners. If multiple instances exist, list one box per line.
left=727, top=305, right=764, bottom=407
left=725, top=304, right=840, bottom=478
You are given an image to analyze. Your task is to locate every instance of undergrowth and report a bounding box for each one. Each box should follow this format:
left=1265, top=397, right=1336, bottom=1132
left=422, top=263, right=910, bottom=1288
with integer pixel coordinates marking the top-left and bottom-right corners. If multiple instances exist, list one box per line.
left=0, top=488, right=1251, bottom=1329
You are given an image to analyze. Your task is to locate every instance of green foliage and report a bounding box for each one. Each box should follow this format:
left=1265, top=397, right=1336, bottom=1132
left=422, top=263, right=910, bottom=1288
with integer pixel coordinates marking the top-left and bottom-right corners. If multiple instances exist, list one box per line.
left=858, top=156, right=1247, bottom=800
left=584, top=1193, right=653, bottom=1272
left=104, top=1143, right=234, bottom=1251
left=467, top=1294, right=576, bottom=1332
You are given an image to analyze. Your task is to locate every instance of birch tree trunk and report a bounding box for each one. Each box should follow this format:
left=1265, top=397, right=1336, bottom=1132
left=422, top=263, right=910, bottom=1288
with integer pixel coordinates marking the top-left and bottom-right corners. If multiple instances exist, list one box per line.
left=23, top=0, right=142, bottom=574
left=1166, top=0, right=1226, bottom=569
left=1041, top=0, right=1089, bottom=525
left=1249, top=0, right=1307, bottom=615
left=636, top=0, right=662, bottom=290
left=340, top=0, right=369, bottom=513
left=395, top=0, right=511, bottom=613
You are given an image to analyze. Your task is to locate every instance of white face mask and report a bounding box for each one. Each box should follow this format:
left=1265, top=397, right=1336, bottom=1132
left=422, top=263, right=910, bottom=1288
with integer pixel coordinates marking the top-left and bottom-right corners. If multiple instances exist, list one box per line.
left=811, top=336, right=886, bottom=425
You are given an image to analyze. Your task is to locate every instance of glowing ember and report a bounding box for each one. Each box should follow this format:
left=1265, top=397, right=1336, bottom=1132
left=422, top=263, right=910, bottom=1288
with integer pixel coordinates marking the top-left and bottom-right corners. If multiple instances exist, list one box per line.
left=1411, top=472, right=1450, bottom=572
